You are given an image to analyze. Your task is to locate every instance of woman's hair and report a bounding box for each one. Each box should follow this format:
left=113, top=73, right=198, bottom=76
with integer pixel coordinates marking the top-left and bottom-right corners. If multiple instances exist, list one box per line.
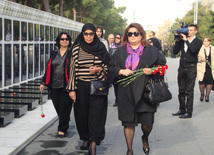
left=122, top=23, right=148, bottom=47
left=96, top=26, right=104, bottom=38
left=56, top=31, right=72, bottom=48
left=203, top=36, right=211, bottom=42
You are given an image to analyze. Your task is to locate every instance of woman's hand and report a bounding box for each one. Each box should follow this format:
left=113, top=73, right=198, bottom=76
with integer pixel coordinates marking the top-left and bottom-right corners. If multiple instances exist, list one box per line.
left=143, top=68, right=153, bottom=75
left=201, top=58, right=206, bottom=62
left=69, top=91, right=76, bottom=103
left=89, top=66, right=102, bottom=74
left=119, top=69, right=133, bottom=76
left=40, top=84, right=45, bottom=92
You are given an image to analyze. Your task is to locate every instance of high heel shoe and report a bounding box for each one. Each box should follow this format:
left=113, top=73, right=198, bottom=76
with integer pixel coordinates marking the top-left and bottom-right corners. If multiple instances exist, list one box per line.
left=205, top=99, right=209, bottom=102
left=80, top=140, right=91, bottom=150
left=142, top=135, right=150, bottom=154
left=200, top=94, right=204, bottom=102
left=126, top=150, right=133, bottom=155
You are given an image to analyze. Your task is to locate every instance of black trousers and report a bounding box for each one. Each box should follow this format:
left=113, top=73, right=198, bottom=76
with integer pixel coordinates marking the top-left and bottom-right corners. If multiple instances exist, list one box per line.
left=75, top=80, right=108, bottom=145
left=177, top=65, right=197, bottom=115
left=51, top=88, right=73, bottom=133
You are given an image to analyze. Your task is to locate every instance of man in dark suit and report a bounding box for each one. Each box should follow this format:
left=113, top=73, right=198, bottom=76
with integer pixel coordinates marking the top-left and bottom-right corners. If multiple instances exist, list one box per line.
left=172, top=24, right=202, bottom=118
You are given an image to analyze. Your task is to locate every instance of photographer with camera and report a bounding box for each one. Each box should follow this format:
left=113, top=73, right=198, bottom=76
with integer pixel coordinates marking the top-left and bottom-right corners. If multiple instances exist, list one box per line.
left=172, top=24, right=202, bottom=119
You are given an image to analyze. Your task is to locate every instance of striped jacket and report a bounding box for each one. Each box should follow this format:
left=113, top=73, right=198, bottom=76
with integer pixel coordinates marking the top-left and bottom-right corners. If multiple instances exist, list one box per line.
left=67, top=44, right=108, bottom=91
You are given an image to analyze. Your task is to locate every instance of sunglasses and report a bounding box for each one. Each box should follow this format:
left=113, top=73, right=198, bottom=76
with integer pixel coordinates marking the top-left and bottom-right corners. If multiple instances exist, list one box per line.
left=116, top=37, right=121, bottom=39
left=60, top=38, right=69, bottom=41
left=127, top=32, right=141, bottom=37
left=83, top=32, right=95, bottom=36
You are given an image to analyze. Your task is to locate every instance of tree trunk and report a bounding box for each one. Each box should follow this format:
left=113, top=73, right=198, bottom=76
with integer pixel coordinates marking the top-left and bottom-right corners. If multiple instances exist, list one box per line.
left=42, top=0, right=51, bottom=13
left=59, top=0, right=63, bottom=16
left=72, top=8, right=77, bottom=21
left=24, top=0, right=31, bottom=6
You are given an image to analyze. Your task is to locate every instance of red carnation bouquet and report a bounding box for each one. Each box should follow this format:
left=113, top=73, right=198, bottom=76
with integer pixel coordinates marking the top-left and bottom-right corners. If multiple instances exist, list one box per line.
left=40, top=91, right=45, bottom=118
left=118, top=65, right=168, bottom=87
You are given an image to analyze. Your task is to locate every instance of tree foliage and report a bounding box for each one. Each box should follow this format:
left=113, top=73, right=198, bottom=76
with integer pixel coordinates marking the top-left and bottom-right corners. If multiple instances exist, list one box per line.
left=11, top=0, right=127, bottom=38
left=163, top=1, right=214, bottom=48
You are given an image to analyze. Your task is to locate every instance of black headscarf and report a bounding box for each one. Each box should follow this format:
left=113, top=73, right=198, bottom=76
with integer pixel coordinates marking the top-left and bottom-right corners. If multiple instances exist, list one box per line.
left=149, top=38, right=162, bottom=51
left=73, top=23, right=110, bottom=65
left=115, top=34, right=123, bottom=48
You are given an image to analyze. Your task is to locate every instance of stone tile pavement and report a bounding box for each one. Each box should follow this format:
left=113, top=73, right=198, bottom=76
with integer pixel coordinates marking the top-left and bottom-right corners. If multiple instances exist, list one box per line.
left=1, top=58, right=214, bottom=155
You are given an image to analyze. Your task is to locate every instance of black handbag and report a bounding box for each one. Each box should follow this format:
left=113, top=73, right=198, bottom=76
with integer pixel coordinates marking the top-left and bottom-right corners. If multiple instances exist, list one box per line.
left=143, top=78, right=172, bottom=104
left=90, top=80, right=109, bottom=95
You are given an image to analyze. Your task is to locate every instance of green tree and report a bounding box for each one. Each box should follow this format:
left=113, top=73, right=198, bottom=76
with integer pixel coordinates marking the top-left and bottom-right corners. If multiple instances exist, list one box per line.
left=166, top=2, right=214, bottom=46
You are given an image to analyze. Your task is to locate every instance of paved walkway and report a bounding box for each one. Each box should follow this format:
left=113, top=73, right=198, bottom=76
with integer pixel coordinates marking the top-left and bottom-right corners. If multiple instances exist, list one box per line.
left=1, top=58, right=214, bottom=155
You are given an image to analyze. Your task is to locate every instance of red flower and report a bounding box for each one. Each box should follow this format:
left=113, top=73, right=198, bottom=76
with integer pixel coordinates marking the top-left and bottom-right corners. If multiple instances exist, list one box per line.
left=160, top=71, right=164, bottom=75
left=153, top=70, right=157, bottom=75
left=157, top=67, right=160, bottom=72
left=13, top=92, right=16, bottom=96
left=0, top=98, right=2, bottom=101
left=165, top=65, right=168, bottom=70
left=25, top=89, right=27, bottom=92
left=41, top=114, right=45, bottom=118
left=161, top=65, right=165, bottom=70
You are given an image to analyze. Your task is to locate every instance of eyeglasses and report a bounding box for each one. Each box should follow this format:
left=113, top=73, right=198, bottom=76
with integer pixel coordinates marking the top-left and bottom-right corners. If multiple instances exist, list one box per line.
left=83, top=32, right=94, bottom=36
left=127, top=32, right=141, bottom=37
left=60, top=38, right=69, bottom=41
left=115, top=37, right=121, bottom=39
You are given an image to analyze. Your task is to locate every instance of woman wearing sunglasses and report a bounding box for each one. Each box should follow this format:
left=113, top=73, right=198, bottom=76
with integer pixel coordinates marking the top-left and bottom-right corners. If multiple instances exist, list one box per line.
left=40, top=31, right=73, bottom=137
left=108, top=23, right=166, bottom=155
left=67, top=23, right=110, bottom=155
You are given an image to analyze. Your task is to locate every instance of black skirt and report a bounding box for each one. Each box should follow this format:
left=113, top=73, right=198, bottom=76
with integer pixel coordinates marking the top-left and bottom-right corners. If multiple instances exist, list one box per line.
left=122, top=112, right=154, bottom=127
left=199, top=64, right=213, bottom=84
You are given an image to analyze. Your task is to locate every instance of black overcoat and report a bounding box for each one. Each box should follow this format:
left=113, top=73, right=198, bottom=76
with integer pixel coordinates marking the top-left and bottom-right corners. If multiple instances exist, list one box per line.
left=108, top=45, right=166, bottom=122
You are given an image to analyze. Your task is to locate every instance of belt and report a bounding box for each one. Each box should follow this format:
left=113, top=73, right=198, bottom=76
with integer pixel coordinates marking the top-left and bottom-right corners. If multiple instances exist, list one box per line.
left=180, top=63, right=196, bottom=67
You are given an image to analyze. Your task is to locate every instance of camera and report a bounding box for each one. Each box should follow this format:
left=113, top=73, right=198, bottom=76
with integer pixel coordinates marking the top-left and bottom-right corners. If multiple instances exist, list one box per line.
left=174, top=22, right=188, bottom=41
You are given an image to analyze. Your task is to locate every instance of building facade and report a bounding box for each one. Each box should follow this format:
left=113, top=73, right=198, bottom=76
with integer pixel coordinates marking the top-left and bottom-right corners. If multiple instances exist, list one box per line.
left=0, top=0, right=84, bottom=88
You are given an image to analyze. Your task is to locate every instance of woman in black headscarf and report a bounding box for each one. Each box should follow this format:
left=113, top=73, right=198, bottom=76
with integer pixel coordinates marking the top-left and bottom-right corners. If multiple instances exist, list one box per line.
left=67, top=23, right=110, bottom=155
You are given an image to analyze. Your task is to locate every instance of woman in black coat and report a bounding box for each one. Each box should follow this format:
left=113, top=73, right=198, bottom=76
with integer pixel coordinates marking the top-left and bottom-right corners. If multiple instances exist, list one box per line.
left=40, top=31, right=73, bottom=137
left=108, top=23, right=166, bottom=155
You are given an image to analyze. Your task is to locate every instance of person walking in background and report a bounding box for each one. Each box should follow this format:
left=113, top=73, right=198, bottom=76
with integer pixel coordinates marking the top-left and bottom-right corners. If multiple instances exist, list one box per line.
left=149, top=31, right=162, bottom=49
left=197, top=36, right=214, bottom=102
left=172, top=24, right=203, bottom=119
left=115, top=34, right=122, bottom=48
left=112, top=33, right=122, bottom=107
left=96, top=26, right=109, bottom=51
left=108, top=23, right=166, bottom=155
left=164, top=42, right=169, bottom=57
left=67, top=23, right=110, bottom=155
left=40, top=31, right=73, bottom=137
left=170, top=42, right=176, bottom=58
left=108, top=34, right=117, bottom=57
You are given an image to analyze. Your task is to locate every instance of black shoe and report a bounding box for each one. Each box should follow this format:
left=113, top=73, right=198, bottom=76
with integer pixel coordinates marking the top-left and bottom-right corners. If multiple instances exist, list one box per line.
left=142, top=135, right=150, bottom=154
left=172, top=111, right=185, bottom=116
left=80, top=145, right=89, bottom=150
left=200, top=98, right=203, bottom=102
left=143, top=147, right=150, bottom=155
left=205, top=98, right=209, bottom=102
left=80, top=140, right=91, bottom=150
left=179, top=113, right=192, bottom=119
left=113, top=102, right=118, bottom=107
left=126, top=150, right=133, bottom=155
